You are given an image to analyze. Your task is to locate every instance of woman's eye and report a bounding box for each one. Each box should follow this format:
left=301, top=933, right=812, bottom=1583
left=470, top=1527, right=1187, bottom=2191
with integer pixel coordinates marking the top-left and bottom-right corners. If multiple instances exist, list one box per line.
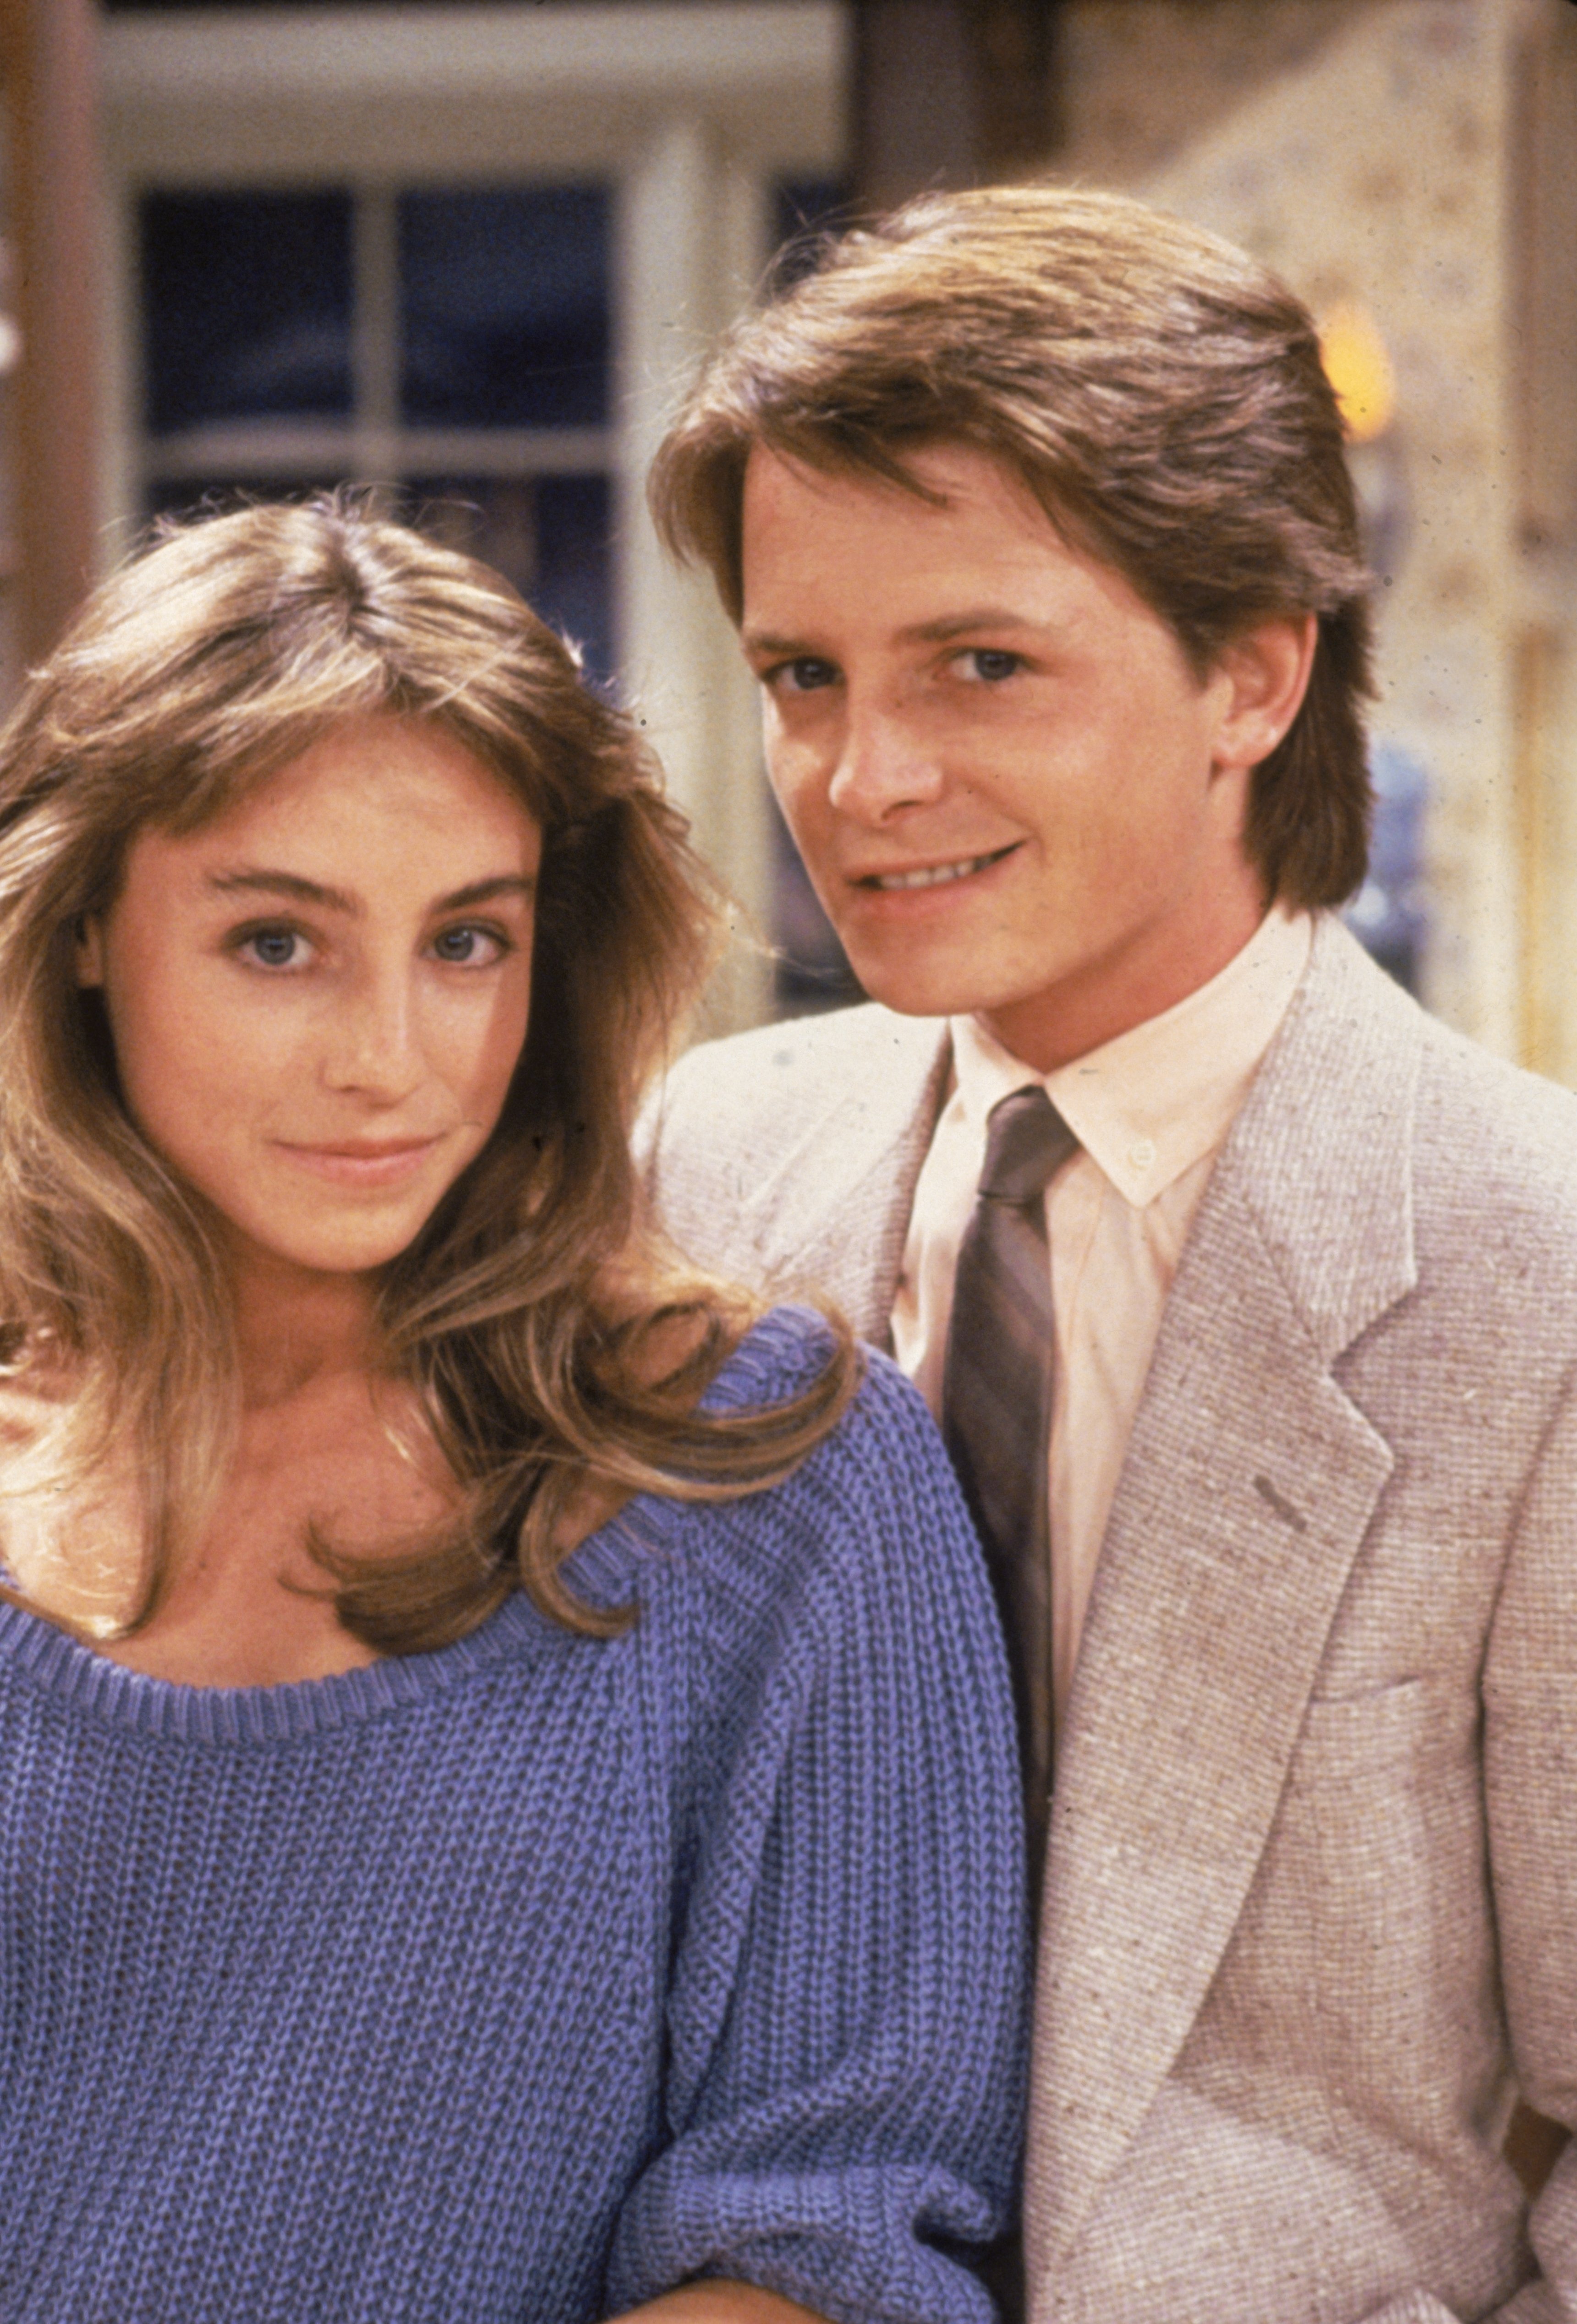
left=958, top=649, right=1023, bottom=684
left=237, top=925, right=310, bottom=970
left=431, top=924, right=508, bottom=966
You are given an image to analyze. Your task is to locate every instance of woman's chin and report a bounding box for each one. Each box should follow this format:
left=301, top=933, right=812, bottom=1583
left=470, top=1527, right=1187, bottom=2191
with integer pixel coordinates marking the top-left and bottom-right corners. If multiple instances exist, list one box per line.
left=215, top=1205, right=442, bottom=1290
left=197, top=1147, right=482, bottom=1289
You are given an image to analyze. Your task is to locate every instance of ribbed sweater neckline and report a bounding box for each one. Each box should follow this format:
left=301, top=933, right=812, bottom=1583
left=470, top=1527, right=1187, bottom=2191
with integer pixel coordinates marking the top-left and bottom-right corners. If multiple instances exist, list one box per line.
left=0, top=1310, right=803, bottom=1751
left=0, top=1490, right=675, bottom=1748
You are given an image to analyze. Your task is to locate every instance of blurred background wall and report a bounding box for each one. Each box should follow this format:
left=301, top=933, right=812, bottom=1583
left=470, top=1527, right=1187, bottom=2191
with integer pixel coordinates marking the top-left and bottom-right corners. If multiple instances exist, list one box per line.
left=1, top=0, right=1574, bottom=1061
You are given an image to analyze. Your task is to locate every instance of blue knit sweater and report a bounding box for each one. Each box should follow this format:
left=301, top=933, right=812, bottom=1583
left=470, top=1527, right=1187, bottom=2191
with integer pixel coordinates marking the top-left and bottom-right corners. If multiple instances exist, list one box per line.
left=0, top=1311, right=1027, bottom=2324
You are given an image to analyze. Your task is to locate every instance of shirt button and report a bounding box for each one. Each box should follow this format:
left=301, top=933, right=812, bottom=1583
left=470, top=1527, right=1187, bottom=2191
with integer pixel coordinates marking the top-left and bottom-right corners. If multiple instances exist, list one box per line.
left=1128, top=1137, right=1157, bottom=1171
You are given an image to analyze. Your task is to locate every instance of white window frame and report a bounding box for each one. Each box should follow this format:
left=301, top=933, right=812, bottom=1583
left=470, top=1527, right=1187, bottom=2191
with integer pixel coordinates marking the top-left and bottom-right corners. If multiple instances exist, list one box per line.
left=99, top=2, right=849, bottom=1022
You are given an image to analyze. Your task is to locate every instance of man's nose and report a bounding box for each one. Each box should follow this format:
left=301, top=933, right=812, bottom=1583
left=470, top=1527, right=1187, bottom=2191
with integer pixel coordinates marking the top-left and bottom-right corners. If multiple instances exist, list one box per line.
left=826, top=698, right=946, bottom=822
left=322, top=969, right=425, bottom=1100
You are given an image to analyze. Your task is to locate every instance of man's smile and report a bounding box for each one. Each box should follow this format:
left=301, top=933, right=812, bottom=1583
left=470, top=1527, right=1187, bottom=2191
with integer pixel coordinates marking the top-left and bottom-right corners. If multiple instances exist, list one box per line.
left=855, top=844, right=1022, bottom=892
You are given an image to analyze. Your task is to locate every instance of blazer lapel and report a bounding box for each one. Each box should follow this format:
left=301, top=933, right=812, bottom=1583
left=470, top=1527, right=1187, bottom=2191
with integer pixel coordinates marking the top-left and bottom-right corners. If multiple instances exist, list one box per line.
left=1024, top=921, right=1425, bottom=2277
left=735, top=1010, right=950, bottom=1343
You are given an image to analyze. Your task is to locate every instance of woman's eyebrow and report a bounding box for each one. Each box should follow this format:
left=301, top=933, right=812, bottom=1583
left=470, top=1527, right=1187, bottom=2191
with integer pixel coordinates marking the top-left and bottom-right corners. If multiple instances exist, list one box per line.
left=438, top=875, right=537, bottom=910
left=208, top=869, right=358, bottom=912
left=205, top=870, right=537, bottom=913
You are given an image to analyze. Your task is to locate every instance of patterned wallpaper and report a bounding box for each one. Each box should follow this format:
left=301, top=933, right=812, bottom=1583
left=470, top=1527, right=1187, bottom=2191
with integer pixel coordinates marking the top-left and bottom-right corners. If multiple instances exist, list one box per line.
left=1050, top=0, right=1576, bottom=1068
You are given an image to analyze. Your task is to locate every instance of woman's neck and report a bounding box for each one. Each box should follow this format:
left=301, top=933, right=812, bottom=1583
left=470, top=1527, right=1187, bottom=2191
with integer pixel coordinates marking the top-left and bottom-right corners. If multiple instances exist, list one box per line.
left=227, top=1247, right=384, bottom=1410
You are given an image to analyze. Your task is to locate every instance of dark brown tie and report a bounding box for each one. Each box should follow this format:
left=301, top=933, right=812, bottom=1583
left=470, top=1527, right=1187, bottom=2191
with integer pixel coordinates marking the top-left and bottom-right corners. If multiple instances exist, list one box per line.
left=942, top=1086, right=1076, bottom=1890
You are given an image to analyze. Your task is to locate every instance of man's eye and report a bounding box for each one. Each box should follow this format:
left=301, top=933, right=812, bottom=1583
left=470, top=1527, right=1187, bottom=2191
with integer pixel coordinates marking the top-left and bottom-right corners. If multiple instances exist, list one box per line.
left=237, top=925, right=310, bottom=970
left=958, top=649, right=1023, bottom=683
left=769, top=657, right=838, bottom=694
left=431, top=924, right=508, bottom=966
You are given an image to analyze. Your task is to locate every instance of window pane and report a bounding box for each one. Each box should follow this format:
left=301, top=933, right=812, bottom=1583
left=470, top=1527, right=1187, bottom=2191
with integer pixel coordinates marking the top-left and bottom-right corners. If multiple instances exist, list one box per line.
left=141, top=192, right=352, bottom=434
left=532, top=473, right=614, bottom=684
left=142, top=478, right=349, bottom=530
left=400, top=187, right=610, bottom=429
left=402, top=475, right=614, bottom=688
left=770, top=176, right=854, bottom=293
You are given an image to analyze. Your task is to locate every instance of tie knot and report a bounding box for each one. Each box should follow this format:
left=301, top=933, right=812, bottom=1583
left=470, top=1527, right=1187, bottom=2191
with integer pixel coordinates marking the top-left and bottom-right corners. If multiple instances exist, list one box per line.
left=978, top=1086, right=1075, bottom=1206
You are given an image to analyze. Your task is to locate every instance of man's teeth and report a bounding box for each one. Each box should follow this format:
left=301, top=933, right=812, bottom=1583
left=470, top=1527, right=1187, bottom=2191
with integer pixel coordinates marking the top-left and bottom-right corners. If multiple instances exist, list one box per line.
left=870, top=852, right=1002, bottom=891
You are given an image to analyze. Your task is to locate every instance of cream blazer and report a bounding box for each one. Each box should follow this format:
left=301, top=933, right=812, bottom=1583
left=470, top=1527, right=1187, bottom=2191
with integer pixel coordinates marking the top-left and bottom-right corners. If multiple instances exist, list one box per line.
left=641, top=916, right=1577, bottom=2324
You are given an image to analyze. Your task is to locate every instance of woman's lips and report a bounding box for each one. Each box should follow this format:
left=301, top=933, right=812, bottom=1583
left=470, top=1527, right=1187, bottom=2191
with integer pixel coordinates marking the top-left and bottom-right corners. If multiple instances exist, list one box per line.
left=273, top=1136, right=446, bottom=1188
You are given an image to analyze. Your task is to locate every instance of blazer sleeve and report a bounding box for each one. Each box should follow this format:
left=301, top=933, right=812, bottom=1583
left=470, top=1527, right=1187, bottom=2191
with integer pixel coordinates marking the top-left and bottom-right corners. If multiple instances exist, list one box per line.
left=603, top=1342, right=1030, bottom=2324
left=1472, top=1364, right=1577, bottom=2323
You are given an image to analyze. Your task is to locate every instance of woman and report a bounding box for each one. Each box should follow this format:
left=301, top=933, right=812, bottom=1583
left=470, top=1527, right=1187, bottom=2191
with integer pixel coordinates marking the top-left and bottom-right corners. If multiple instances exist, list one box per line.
left=0, top=500, right=1025, bottom=2324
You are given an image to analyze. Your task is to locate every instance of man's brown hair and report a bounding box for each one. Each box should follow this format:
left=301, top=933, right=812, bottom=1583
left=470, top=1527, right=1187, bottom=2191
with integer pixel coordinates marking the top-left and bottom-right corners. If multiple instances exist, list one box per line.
left=650, top=185, right=1375, bottom=908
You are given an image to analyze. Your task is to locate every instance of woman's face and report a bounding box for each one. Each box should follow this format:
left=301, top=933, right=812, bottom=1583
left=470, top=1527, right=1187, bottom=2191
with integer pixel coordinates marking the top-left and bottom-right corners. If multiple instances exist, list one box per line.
left=77, top=714, right=542, bottom=1287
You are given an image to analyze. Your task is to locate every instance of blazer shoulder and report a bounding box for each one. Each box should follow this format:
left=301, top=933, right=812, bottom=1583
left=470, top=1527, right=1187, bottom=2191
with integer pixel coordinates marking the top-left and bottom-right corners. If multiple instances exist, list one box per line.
left=641, top=1001, right=946, bottom=1180
left=657, top=1001, right=942, bottom=1127
left=637, top=1005, right=949, bottom=1334
left=1272, top=916, right=1577, bottom=1227
left=1205, top=920, right=1577, bottom=1353
left=1413, top=1008, right=1577, bottom=1255
left=1312, top=923, right=1577, bottom=1298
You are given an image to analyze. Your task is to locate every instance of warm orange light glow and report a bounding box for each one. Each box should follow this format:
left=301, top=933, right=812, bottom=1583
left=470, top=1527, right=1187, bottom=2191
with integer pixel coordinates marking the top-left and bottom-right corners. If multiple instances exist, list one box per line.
left=1319, top=303, right=1397, bottom=443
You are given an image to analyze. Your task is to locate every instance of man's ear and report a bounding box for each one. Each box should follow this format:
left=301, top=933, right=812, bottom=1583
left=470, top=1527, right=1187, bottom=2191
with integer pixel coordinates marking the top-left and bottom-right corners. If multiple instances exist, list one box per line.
left=74, top=914, right=105, bottom=989
left=1211, top=612, right=1318, bottom=776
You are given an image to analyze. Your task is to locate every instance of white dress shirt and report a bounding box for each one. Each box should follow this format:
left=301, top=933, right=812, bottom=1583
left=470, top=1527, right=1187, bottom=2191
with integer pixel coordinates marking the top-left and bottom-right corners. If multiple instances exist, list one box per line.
left=892, top=905, right=1314, bottom=1729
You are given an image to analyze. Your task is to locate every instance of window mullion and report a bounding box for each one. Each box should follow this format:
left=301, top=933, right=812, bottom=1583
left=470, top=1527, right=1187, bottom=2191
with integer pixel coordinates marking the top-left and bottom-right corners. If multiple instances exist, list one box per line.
left=351, top=181, right=401, bottom=484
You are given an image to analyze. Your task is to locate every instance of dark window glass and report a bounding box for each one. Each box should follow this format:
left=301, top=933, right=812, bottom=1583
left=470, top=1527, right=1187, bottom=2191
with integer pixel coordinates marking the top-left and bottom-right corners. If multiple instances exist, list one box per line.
left=141, top=191, right=352, bottom=434
left=531, top=473, right=614, bottom=684
left=770, top=177, right=854, bottom=294
left=140, top=474, right=614, bottom=694
left=399, top=187, right=610, bottom=429
left=402, top=475, right=614, bottom=689
left=142, top=477, right=348, bottom=529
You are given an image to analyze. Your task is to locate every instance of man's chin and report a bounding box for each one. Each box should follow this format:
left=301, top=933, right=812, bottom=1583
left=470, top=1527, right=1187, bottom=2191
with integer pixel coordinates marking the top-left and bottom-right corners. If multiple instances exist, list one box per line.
left=838, top=947, right=1003, bottom=1023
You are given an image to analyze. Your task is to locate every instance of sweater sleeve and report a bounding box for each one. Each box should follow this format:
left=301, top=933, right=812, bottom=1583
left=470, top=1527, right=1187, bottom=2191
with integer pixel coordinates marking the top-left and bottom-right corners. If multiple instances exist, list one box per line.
left=604, top=1319, right=1029, bottom=2324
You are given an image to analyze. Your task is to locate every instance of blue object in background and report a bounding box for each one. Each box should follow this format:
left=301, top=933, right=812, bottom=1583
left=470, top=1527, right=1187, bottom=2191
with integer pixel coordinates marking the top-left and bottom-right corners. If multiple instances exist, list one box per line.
left=1344, top=742, right=1429, bottom=995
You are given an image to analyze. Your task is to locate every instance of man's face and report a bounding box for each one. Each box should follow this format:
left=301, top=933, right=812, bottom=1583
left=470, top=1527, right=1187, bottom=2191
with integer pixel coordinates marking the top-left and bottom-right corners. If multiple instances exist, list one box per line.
left=739, top=442, right=1309, bottom=1069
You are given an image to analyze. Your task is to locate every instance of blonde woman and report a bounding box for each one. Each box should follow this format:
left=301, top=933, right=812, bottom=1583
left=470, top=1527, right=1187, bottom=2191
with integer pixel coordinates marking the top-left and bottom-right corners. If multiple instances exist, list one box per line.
left=0, top=501, right=1025, bottom=2324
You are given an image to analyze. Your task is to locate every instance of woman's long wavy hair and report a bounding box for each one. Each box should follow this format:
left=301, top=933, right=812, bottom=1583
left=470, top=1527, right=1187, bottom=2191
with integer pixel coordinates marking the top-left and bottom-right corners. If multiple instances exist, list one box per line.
left=0, top=497, right=856, bottom=1653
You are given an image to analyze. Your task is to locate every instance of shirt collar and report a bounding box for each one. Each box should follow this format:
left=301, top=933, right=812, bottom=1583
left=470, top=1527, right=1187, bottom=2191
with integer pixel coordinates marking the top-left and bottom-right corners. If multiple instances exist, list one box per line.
left=948, top=905, right=1314, bottom=1209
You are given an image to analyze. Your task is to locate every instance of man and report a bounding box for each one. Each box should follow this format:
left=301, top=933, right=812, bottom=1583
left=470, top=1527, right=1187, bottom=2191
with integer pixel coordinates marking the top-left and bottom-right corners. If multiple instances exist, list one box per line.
left=638, top=186, right=1577, bottom=2321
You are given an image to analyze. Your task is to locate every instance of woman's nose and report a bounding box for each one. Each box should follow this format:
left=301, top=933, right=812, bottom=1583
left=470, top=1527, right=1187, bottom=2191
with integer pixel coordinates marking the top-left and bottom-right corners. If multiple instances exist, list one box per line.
left=321, top=971, right=425, bottom=1099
